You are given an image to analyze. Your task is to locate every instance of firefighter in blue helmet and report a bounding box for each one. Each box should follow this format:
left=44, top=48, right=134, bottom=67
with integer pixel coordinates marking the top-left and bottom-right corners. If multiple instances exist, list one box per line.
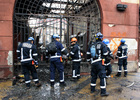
left=69, top=37, right=81, bottom=81
left=46, top=34, right=68, bottom=87
left=115, top=39, right=128, bottom=77
left=102, top=39, right=114, bottom=78
left=87, top=32, right=109, bottom=96
left=16, top=37, right=41, bottom=89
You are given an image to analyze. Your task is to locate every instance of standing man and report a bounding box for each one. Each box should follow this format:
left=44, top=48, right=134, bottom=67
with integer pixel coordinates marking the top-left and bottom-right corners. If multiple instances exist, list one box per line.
left=115, top=39, right=128, bottom=77
left=69, top=37, right=81, bottom=81
left=16, top=37, right=41, bottom=89
left=87, top=32, right=109, bottom=96
left=102, top=39, right=114, bottom=78
left=46, top=34, right=68, bottom=87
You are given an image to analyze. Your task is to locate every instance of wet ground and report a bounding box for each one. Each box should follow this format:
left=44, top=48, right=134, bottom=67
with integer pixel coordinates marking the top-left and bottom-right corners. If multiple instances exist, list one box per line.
left=0, top=68, right=140, bottom=100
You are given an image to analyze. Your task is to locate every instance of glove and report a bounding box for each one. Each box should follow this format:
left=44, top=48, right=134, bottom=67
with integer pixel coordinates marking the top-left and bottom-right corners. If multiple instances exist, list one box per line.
left=62, top=55, right=67, bottom=60
left=34, top=61, right=38, bottom=65
left=68, top=56, right=72, bottom=60
left=34, top=61, right=38, bottom=69
left=115, top=56, right=118, bottom=59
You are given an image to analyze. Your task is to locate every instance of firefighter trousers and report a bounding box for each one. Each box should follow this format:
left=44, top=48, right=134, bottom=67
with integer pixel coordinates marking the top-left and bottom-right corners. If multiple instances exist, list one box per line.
left=22, top=64, right=39, bottom=87
left=72, top=62, right=81, bottom=78
left=90, top=61, right=107, bottom=94
left=50, top=59, right=64, bottom=83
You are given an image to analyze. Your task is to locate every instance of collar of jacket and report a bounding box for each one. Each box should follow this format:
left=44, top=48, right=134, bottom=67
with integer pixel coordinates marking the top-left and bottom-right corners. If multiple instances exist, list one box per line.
left=96, top=40, right=102, bottom=42
left=27, top=41, right=32, bottom=44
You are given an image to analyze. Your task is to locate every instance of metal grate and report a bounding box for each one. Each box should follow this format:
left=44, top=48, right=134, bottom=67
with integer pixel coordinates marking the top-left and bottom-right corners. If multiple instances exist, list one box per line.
left=13, top=0, right=101, bottom=76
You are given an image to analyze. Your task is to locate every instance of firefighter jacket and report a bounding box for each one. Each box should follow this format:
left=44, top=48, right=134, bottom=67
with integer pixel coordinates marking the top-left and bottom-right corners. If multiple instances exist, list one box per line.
left=69, top=43, right=81, bottom=62
left=16, top=41, right=38, bottom=64
left=86, top=40, right=108, bottom=64
left=46, top=40, right=67, bottom=60
left=116, top=43, right=128, bottom=59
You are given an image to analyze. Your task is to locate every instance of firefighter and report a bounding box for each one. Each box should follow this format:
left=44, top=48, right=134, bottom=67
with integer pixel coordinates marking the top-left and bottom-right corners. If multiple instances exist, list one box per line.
left=115, top=39, right=128, bottom=77
left=69, top=37, right=81, bottom=81
left=16, top=37, right=41, bottom=89
left=87, top=32, right=109, bottom=96
left=46, top=34, right=68, bottom=87
left=102, top=39, right=114, bottom=78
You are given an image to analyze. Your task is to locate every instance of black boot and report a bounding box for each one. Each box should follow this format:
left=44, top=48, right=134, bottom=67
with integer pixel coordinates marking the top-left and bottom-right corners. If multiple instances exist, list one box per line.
left=60, top=82, right=66, bottom=87
left=70, top=78, right=77, bottom=81
left=26, top=83, right=30, bottom=89
left=101, top=89, right=109, bottom=96
left=35, top=81, right=42, bottom=87
left=50, top=82, right=54, bottom=87
left=91, top=86, right=95, bottom=93
left=77, top=76, right=81, bottom=79
left=115, top=72, right=121, bottom=77
left=36, top=83, right=41, bottom=87
left=124, top=71, right=127, bottom=77
left=101, top=92, right=109, bottom=96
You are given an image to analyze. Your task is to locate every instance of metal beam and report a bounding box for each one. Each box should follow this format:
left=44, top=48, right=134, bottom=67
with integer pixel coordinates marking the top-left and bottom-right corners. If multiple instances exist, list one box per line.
left=52, top=1, right=84, bottom=6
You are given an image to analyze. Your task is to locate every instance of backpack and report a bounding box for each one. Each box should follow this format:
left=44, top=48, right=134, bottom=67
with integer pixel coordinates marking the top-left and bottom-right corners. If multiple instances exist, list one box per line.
left=90, top=42, right=98, bottom=58
left=48, top=41, right=57, bottom=54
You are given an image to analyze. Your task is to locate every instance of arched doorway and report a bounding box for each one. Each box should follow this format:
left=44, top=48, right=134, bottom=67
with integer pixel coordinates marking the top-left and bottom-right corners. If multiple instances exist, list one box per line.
left=13, top=0, right=101, bottom=76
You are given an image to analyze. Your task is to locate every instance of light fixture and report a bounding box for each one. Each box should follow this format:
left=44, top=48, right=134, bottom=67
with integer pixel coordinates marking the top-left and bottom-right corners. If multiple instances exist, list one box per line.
left=108, top=24, right=115, bottom=27
left=117, top=4, right=127, bottom=11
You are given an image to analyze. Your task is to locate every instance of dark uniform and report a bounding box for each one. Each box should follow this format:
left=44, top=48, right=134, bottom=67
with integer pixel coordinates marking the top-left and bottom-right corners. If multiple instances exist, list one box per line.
left=46, top=36, right=67, bottom=86
left=16, top=37, right=40, bottom=88
left=69, top=43, right=81, bottom=80
left=104, top=46, right=114, bottom=78
left=87, top=32, right=109, bottom=96
left=116, top=39, right=128, bottom=77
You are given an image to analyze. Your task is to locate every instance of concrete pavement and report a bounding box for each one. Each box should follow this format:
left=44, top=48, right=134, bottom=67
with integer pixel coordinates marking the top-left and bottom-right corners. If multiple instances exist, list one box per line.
left=0, top=71, right=140, bottom=100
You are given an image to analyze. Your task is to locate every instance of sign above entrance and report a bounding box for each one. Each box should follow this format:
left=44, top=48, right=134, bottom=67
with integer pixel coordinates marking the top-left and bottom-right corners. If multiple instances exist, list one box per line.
left=121, top=0, right=139, bottom=4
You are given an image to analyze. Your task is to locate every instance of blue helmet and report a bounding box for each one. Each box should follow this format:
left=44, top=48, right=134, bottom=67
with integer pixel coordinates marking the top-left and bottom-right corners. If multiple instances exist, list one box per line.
left=53, top=34, right=60, bottom=39
left=103, top=39, right=109, bottom=45
left=121, top=39, right=125, bottom=43
left=95, top=32, right=103, bottom=40
left=28, top=37, right=34, bottom=41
